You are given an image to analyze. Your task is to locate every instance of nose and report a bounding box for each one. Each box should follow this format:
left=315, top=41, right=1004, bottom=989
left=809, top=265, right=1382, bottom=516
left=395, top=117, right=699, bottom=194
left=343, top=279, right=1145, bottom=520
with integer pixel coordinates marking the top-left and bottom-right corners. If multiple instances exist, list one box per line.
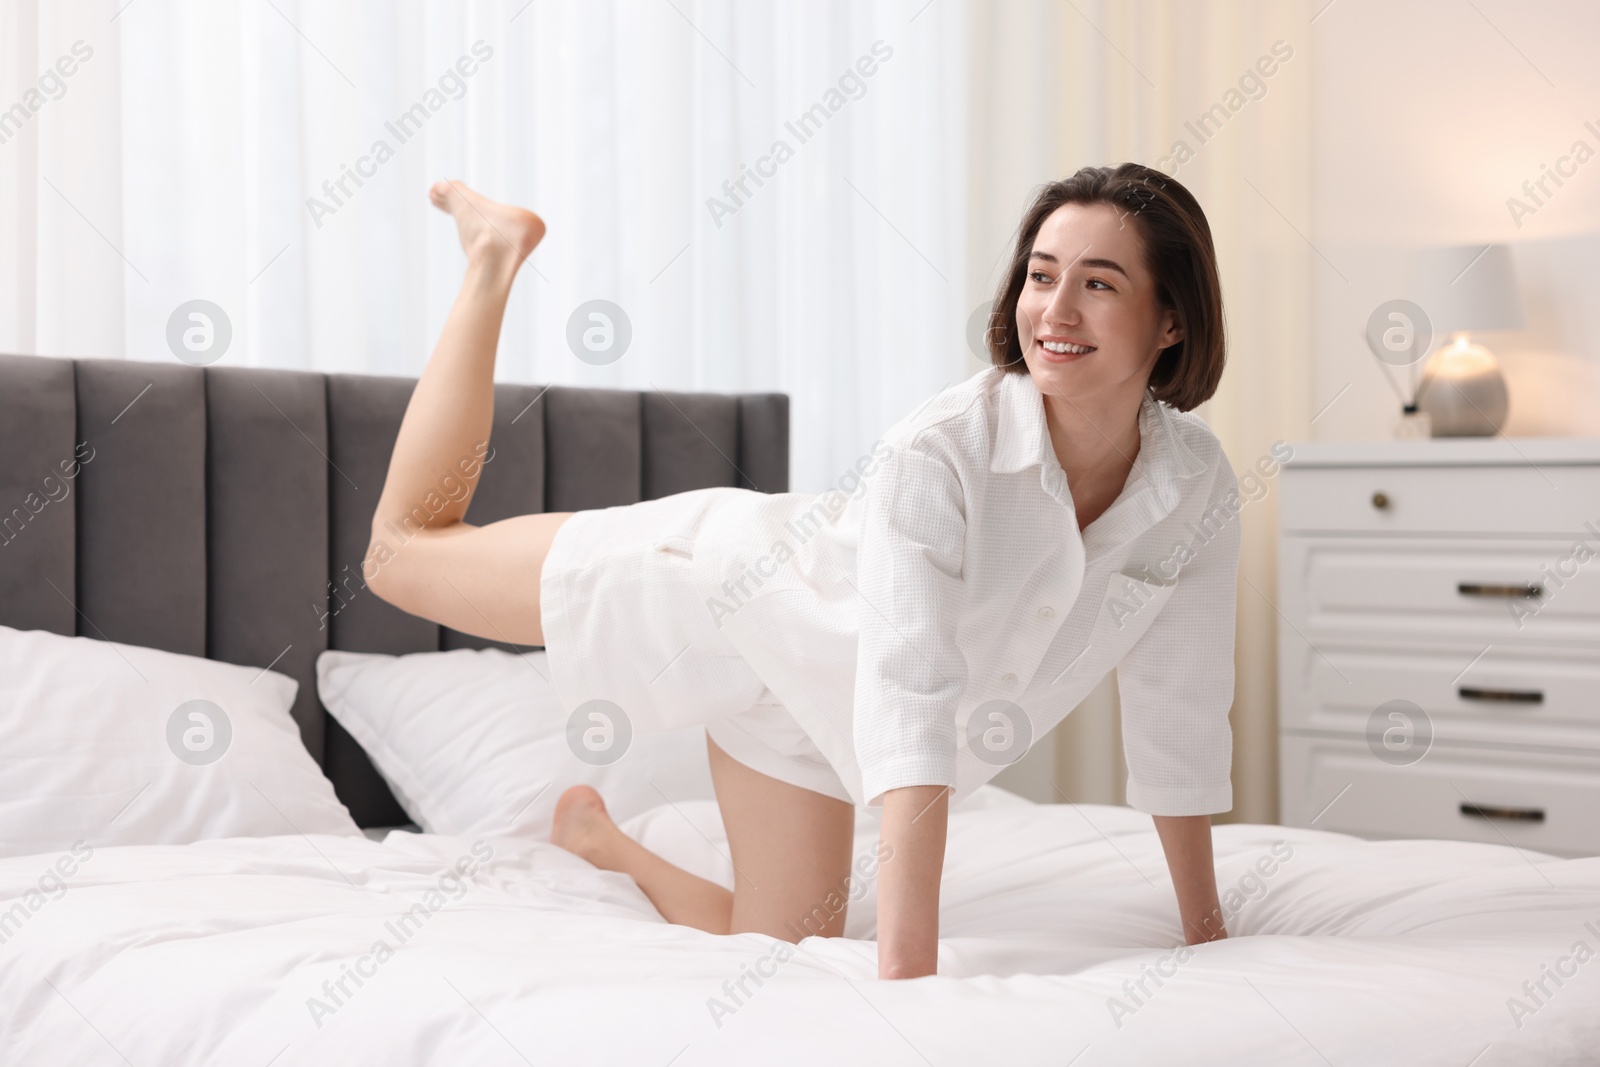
left=1042, top=280, right=1083, bottom=331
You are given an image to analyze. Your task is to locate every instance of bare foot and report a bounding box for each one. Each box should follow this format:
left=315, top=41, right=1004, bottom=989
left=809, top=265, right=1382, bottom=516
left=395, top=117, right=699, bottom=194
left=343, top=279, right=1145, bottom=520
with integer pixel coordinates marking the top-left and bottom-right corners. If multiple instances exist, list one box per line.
left=551, top=785, right=618, bottom=867
left=428, top=179, right=546, bottom=268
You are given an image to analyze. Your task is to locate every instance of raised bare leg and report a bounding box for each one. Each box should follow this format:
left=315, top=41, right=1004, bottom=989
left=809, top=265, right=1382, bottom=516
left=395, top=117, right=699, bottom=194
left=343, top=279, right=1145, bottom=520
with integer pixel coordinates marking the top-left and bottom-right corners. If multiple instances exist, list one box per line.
left=365, top=181, right=568, bottom=645
left=551, top=737, right=856, bottom=940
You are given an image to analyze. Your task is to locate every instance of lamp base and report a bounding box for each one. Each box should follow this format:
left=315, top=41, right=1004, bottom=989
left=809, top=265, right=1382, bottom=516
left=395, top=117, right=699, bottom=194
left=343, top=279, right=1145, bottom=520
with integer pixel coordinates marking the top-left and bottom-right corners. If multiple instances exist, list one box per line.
left=1416, top=338, right=1509, bottom=437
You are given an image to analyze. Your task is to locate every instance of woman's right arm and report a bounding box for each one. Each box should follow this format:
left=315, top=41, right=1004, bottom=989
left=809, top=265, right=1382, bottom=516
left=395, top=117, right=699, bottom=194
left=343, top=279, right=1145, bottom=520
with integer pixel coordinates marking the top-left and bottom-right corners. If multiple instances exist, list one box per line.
left=851, top=439, right=969, bottom=980
left=877, top=784, right=949, bottom=979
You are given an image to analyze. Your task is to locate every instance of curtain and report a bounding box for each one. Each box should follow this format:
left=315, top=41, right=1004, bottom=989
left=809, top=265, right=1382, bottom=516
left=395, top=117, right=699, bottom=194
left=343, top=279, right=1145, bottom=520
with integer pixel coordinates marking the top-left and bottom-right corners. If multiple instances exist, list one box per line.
left=0, top=0, right=970, bottom=499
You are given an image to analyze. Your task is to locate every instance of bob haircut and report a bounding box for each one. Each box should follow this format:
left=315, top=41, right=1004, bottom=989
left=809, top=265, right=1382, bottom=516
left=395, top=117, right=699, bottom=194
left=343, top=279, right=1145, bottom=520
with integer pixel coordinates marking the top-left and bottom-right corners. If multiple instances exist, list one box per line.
left=986, top=163, right=1225, bottom=413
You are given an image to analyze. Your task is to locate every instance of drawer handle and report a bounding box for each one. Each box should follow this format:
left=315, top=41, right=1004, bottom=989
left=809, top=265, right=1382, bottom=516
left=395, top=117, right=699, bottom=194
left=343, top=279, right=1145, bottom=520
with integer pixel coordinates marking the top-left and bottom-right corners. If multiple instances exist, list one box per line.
left=1459, top=802, right=1545, bottom=823
left=1371, top=491, right=1390, bottom=510
left=1459, top=686, right=1544, bottom=704
left=1457, top=582, right=1543, bottom=599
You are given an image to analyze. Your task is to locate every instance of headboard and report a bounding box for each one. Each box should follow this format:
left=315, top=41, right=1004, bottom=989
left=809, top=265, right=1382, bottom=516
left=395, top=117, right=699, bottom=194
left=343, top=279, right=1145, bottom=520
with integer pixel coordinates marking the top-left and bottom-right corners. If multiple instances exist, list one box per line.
left=0, top=353, right=788, bottom=827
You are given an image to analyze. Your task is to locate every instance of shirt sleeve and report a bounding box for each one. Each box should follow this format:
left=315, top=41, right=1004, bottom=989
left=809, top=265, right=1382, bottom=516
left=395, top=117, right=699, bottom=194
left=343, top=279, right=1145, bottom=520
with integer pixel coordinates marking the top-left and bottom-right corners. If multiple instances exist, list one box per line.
left=852, top=441, right=968, bottom=808
left=1116, top=460, right=1240, bottom=817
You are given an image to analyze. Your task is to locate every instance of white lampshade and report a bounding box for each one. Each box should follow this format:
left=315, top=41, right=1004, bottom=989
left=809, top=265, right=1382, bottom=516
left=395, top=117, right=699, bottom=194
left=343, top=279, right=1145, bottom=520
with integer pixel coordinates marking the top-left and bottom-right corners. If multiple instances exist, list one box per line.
left=1405, top=244, right=1526, bottom=336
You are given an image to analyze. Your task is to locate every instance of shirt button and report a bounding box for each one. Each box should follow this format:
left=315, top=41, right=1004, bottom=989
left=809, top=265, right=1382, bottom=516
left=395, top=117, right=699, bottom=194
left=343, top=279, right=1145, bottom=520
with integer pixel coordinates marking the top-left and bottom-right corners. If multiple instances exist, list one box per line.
left=1000, top=672, right=1018, bottom=687
left=1037, top=605, right=1055, bottom=620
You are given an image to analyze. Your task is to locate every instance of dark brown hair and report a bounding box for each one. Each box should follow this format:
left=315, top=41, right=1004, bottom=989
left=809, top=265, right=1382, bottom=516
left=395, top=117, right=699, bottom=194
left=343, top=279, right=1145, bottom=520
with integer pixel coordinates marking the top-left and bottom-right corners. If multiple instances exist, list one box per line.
left=986, top=163, right=1225, bottom=412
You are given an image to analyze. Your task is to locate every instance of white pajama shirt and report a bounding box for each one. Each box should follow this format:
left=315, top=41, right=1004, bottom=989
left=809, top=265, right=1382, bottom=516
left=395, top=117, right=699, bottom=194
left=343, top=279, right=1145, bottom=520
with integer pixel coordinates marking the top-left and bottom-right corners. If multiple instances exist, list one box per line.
left=540, top=365, right=1241, bottom=815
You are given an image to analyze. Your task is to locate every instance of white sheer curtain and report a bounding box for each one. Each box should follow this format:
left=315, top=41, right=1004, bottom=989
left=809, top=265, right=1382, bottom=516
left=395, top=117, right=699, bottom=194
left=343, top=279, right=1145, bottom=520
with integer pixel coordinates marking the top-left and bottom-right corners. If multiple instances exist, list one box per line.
left=0, top=0, right=970, bottom=495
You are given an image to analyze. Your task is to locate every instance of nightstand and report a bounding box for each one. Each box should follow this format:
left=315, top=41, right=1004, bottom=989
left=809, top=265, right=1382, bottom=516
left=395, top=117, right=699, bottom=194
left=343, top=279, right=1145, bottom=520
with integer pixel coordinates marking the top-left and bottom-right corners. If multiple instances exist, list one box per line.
left=1276, top=438, right=1600, bottom=858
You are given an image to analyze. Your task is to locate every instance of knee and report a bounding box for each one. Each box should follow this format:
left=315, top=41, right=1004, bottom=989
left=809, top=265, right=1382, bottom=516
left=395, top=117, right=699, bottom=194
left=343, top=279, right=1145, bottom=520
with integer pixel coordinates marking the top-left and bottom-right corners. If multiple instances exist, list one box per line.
left=362, top=530, right=425, bottom=609
left=730, top=900, right=842, bottom=942
left=786, top=904, right=846, bottom=940
left=361, top=538, right=397, bottom=604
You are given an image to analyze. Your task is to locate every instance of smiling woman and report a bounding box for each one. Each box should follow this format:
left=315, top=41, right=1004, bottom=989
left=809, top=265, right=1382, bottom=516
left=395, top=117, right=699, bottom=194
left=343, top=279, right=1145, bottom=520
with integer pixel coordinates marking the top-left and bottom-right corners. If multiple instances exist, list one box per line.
left=593, top=165, right=1239, bottom=974
left=362, top=163, right=1242, bottom=985
left=988, top=165, right=1226, bottom=412
left=983, top=165, right=1226, bottom=538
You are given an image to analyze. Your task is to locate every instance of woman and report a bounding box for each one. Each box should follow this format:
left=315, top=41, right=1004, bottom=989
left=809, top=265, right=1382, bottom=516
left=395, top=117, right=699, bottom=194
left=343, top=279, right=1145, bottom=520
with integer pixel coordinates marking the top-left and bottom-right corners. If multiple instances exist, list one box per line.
left=366, top=163, right=1239, bottom=982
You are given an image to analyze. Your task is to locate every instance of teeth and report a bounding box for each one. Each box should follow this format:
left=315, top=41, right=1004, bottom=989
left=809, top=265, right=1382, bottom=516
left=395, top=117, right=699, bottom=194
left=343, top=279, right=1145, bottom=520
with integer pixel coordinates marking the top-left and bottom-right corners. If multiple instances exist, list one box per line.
left=1042, top=341, right=1094, bottom=354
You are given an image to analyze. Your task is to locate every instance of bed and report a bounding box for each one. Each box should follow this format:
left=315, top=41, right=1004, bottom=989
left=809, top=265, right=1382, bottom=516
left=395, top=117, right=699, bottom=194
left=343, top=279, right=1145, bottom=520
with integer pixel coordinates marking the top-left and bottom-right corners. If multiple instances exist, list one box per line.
left=1, top=352, right=1595, bottom=1065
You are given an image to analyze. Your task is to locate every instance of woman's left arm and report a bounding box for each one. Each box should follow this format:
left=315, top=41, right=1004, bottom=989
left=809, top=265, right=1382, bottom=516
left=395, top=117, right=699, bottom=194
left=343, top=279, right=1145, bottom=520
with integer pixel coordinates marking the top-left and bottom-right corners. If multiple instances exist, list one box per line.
left=1152, top=814, right=1228, bottom=944
left=1114, top=452, right=1243, bottom=942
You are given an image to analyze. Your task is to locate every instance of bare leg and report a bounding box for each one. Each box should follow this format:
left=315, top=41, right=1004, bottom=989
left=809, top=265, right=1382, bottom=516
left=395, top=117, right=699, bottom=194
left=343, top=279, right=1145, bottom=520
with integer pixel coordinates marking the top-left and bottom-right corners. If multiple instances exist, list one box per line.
left=365, top=181, right=568, bottom=645
left=553, top=784, right=734, bottom=935
left=551, top=737, right=856, bottom=940
left=371, top=180, right=543, bottom=532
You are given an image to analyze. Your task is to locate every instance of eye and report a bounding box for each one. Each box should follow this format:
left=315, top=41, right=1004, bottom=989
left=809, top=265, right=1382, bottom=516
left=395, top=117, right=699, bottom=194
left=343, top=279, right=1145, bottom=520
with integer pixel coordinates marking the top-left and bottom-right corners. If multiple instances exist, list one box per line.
left=1086, top=278, right=1112, bottom=291
left=1028, top=270, right=1053, bottom=285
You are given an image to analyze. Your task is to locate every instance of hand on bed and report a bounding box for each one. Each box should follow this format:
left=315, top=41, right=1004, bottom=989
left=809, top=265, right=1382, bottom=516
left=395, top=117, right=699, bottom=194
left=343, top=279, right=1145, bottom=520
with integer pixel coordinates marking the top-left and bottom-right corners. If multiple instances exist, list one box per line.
left=1184, top=917, right=1229, bottom=946
left=1152, top=814, right=1230, bottom=949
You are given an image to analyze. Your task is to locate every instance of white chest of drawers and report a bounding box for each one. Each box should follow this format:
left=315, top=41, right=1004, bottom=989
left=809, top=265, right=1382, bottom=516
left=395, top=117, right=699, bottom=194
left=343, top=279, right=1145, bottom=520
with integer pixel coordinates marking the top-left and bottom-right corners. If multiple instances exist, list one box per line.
left=1276, top=438, right=1600, bottom=857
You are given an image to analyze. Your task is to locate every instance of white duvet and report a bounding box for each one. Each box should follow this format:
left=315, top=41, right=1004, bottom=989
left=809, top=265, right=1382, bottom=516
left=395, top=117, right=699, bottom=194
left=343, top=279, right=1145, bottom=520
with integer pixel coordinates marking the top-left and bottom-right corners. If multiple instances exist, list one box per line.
left=3, top=787, right=1596, bottom=1066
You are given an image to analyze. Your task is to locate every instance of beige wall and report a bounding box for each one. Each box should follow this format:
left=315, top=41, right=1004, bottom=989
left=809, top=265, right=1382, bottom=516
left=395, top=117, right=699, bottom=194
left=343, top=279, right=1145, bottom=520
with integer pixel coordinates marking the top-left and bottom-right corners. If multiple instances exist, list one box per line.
left=1309, top=0, right=1600, bottom=442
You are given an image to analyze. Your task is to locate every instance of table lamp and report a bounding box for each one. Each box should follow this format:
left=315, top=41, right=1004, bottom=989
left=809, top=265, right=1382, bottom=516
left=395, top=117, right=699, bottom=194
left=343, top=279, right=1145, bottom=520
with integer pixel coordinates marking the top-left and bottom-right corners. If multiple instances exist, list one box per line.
left=1408, top=244, right=1526, bottom=436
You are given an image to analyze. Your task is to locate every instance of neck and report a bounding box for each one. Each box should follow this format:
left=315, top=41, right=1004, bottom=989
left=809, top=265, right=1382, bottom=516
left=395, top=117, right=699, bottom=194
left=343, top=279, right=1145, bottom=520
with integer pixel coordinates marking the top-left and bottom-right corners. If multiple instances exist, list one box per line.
left=1040, top=384, right=1146, bottom=484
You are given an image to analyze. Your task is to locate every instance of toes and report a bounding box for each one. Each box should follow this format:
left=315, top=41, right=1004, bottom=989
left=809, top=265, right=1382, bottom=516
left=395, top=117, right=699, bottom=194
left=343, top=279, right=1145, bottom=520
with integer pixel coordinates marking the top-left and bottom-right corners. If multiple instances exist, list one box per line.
left=551, top=785, right=616, bottom=860
left=569, top=784, right=606, bottom=816
left=555, top=784, right=606, bottom=824
left=428, top=179, right=460, bottom=209
left=426, top=180, right=544, bottom=264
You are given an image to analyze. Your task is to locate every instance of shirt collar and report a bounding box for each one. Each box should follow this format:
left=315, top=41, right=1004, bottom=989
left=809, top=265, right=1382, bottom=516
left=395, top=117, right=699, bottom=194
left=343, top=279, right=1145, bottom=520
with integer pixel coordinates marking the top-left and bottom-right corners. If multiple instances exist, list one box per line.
left=988, top=366, right=1209, bottom=513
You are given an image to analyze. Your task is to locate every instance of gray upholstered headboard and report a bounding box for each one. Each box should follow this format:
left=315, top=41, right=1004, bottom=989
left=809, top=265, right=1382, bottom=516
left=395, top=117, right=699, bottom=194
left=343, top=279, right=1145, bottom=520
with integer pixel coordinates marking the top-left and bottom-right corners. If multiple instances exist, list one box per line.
left=0, top=353, right=788, bottom=828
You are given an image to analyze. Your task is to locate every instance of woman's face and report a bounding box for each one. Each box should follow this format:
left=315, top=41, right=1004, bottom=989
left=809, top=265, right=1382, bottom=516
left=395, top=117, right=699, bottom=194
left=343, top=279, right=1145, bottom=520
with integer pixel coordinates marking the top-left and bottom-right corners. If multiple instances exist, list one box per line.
left=1013, top=201, right=1183, bottom=403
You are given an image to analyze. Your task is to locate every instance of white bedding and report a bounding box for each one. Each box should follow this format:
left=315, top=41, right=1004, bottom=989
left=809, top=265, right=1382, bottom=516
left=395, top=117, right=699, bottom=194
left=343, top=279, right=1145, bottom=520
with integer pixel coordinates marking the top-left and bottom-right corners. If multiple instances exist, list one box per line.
left=4, top=788, right=1596, bottom=1066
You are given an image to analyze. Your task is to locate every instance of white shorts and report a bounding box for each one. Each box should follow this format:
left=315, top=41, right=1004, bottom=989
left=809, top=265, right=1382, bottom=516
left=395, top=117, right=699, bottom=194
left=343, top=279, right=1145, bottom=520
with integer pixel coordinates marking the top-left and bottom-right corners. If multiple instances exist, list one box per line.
left=704, top=690, right=854, bottom=804
left=539, top=488, right=852, bottom=804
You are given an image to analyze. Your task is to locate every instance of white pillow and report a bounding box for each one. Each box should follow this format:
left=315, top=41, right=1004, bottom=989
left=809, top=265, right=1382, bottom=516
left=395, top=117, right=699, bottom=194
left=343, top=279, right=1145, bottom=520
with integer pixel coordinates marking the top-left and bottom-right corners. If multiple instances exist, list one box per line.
left=315, top=647, right=716, bottom=839
left=0, top=625, right=360, bottom=859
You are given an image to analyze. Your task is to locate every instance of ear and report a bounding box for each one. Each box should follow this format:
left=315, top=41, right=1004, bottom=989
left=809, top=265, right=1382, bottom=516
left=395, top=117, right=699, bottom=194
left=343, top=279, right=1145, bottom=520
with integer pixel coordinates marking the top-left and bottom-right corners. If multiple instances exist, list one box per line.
left=1159, top=306, right=1185, bottom=349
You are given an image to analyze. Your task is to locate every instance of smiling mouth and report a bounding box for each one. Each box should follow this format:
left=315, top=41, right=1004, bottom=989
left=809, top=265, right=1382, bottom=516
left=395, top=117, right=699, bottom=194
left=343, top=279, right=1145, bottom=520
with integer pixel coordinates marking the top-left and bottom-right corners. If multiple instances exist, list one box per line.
left=1037, top=339, right=1096, bottom=360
